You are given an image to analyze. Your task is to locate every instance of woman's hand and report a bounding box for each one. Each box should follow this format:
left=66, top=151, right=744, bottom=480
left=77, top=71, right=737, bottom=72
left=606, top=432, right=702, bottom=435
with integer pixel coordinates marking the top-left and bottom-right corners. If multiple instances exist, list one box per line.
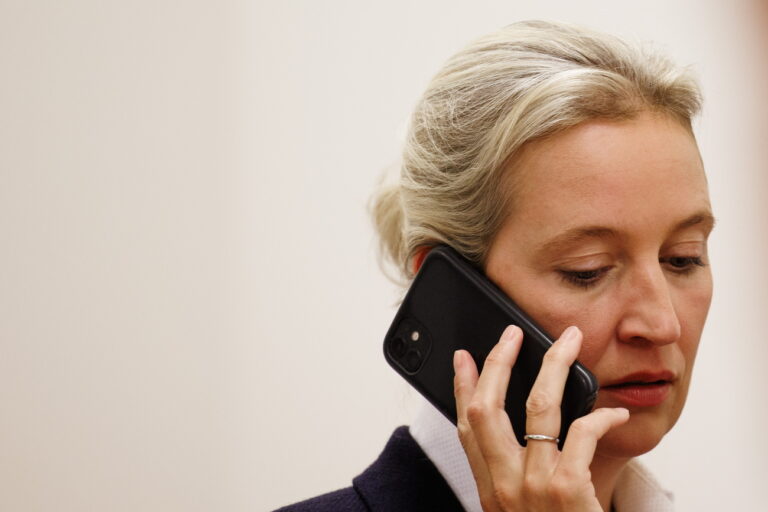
left=453, top=325, right=629, bottom=512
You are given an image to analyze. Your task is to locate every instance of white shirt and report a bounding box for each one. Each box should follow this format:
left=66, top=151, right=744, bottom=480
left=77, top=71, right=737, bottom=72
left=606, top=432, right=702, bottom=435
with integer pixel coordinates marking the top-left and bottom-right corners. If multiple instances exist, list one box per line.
left=409, top=399, right=675, bottom=512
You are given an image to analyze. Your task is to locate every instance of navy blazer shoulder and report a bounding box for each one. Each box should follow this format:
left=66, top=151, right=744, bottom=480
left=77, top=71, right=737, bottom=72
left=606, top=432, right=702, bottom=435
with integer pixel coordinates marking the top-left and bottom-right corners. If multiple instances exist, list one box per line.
left=274, top=426, right=464, bottom=512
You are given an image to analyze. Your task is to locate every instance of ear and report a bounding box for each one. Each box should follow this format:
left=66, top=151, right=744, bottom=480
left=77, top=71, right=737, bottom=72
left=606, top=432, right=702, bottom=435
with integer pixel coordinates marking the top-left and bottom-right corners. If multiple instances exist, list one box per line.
left=412, top=246, right=432, bottom=274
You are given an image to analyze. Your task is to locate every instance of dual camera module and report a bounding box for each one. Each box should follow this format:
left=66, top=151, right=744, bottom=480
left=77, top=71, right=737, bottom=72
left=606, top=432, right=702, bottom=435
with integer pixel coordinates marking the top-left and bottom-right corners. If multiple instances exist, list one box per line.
left=385, top=318, right=432, bottom=374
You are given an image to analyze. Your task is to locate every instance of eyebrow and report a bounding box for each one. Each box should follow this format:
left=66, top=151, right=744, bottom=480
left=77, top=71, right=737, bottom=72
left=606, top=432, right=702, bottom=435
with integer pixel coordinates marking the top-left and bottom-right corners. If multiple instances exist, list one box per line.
left=539, top=211, right=716, bottom=255
left=676, top=212, right=716, bottom=233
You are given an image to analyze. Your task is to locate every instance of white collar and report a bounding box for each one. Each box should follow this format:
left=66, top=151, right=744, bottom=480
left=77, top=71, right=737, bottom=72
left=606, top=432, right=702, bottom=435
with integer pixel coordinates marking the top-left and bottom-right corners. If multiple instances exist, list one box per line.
left=409, top=399, right=675, bottom=512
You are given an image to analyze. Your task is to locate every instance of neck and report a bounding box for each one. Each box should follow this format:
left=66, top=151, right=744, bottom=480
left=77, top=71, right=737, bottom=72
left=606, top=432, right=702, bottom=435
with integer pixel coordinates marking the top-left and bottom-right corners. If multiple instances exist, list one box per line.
left=590, top=454, right=631, bottom=512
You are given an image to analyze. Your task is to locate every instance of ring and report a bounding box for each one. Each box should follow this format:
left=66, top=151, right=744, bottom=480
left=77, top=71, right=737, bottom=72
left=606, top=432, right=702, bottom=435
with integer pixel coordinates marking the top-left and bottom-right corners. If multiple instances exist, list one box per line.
left=524, top=434, right=559, bottom=443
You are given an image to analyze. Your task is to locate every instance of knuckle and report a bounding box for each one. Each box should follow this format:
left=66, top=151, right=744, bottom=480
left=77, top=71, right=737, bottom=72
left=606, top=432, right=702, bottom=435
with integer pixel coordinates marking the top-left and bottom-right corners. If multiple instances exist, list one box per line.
left=456, top=418, right=472, bottom=442
left=568, top=416, right=595, bottom=438
left=453, top=376, right=468, bottom=399
left=525, top=389, right=552, bottom=416
left=522, top=473, right=546, bottom=498
left=548, top=469, right=591, bottom=504
left=553, top=465, right=579, bottom=483
left=493, top=482, right=517, bottom=509
left=547, top=478, right=573, bottom=504
left=466, top=400, right=490, bottom=426
left=483, top=350, right=506, bottom=367
left=543, top=347, right=566, bottom=365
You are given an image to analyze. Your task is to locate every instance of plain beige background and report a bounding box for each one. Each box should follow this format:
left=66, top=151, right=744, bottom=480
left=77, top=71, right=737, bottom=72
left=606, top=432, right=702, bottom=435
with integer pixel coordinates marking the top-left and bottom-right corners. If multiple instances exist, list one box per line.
left=1, top=1, right=767, bottom=511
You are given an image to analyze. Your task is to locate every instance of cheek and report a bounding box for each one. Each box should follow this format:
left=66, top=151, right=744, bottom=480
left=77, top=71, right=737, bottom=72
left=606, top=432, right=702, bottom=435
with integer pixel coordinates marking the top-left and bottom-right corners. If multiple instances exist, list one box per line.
left=517, top=290, right=617, bottom=371
left=565, top=302, right=618, bottom=372
left=688, top=282, right=712, bottom=331
left=675, top=284, right=712, bottom=364
left=674, top=270, right=712, bottom=333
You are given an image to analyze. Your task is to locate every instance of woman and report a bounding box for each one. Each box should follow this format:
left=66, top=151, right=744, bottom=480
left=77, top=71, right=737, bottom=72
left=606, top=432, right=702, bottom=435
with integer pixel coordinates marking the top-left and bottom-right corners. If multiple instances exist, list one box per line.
left=278, top=20, right=712, bottom=512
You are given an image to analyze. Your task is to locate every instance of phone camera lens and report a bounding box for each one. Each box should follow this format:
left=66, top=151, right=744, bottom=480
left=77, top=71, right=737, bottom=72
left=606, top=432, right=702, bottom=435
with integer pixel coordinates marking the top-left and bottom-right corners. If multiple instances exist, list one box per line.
left=388, top=336, right=407, bottom=358
left=403, top=349, right=422, bottom=373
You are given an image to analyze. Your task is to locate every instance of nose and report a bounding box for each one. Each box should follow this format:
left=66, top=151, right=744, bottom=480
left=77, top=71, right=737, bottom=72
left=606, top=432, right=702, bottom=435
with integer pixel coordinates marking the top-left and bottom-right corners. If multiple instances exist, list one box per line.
left=616, top=263, right=682, bottom=346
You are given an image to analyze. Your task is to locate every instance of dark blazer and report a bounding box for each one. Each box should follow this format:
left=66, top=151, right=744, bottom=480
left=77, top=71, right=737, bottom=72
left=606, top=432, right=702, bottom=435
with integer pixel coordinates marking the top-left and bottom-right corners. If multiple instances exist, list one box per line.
left=274, top=426, right=465, bottom=511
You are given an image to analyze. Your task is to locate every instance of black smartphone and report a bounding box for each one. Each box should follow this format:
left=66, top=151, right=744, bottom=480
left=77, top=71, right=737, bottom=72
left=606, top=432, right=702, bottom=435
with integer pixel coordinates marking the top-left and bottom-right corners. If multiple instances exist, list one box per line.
left=383, top=245, right=598, bottom=449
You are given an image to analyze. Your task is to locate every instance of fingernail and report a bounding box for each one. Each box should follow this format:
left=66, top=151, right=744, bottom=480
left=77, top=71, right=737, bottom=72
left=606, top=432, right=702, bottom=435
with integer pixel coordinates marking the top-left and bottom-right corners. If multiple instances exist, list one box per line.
left=501, top=325, right=521, bottom=344
left=561, top=326, right=580, bottom=344
left=453, top=350, right=464, bottom=371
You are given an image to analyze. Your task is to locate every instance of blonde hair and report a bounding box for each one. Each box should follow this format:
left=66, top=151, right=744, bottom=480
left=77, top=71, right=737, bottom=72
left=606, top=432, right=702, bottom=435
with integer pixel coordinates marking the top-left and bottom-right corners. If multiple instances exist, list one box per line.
left=371, top=20, right=701, bottom=282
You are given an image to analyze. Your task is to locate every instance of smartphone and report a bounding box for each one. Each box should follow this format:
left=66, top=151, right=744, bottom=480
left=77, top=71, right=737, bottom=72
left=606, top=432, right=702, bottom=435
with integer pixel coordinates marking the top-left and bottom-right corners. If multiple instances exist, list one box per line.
left=383, top=245, right=598, bottom=449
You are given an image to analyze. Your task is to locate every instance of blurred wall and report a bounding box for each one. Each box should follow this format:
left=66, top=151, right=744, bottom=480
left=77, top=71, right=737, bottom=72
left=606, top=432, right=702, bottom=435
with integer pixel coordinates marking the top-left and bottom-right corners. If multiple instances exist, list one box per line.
left=1, top=1, right=766, bottom=511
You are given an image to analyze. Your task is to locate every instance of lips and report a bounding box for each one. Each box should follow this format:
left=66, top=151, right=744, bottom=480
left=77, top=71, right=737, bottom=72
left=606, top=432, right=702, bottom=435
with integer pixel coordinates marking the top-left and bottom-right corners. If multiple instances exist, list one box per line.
left=600, top=371, right=675, bottom=407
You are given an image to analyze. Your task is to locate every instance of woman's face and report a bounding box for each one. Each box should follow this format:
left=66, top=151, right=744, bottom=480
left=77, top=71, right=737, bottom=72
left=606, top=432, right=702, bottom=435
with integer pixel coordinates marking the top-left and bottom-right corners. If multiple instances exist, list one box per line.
left=485, top=111, right=713, bottom=459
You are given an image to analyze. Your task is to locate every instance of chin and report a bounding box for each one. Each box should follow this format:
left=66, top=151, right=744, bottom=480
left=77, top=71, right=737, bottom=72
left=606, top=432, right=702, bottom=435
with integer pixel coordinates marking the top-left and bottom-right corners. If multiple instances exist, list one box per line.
left=594, top=410, right=675, bottom=459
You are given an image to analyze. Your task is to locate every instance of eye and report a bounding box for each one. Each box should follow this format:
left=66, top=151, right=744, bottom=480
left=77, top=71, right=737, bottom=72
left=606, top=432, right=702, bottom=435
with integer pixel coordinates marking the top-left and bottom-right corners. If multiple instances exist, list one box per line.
left=558, top=266, right=612, bottom=289
left=660, top=256, right=706, bottom=274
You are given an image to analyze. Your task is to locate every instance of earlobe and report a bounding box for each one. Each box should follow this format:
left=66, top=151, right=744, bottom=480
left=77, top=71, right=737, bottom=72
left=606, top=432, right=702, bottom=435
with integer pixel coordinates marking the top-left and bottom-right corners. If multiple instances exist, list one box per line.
left=412, top=246, right=433, bottom=274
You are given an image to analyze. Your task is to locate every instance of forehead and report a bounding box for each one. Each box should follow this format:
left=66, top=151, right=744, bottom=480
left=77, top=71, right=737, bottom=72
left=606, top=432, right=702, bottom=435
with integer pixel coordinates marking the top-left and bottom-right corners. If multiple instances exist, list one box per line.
left=506, top=112, right=710, bottom=236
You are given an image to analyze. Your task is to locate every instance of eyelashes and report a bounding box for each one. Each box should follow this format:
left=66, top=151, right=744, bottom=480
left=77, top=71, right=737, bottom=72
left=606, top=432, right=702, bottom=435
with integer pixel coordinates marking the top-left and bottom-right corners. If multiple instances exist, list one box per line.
left=559, top=256, right=707, bottom=289
left=559, top=266, right=611, bottom=289
left=659, top=256, right=706, bottom=273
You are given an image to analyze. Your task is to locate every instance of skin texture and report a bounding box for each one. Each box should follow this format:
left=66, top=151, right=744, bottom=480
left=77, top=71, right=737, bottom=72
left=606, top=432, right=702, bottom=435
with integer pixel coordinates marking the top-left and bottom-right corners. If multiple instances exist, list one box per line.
left=452, top=111, right=714, bottom=511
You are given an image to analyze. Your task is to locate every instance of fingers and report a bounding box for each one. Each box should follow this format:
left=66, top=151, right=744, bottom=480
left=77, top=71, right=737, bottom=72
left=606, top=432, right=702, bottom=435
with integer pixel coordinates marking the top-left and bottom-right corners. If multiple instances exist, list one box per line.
left=453, top=349, right=501, bottom=511
left=524, top=326, right=583, bottom=472
left=558, top=407, right=630, bottom=475
left=465, top=326, right=524, bottom=470
left=453, top=349, right=479, bottom=422
left=455, top=325, right=525, bottom=511
left=472, top=325, right=524, bottom=409
left=452, top=323, right=629, bottom=511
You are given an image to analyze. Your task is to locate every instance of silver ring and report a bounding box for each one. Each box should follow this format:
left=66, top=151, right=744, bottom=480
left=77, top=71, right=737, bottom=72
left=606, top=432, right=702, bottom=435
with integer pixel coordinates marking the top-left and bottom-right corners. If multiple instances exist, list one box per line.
left=524, top=434, right=559, bottom=443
